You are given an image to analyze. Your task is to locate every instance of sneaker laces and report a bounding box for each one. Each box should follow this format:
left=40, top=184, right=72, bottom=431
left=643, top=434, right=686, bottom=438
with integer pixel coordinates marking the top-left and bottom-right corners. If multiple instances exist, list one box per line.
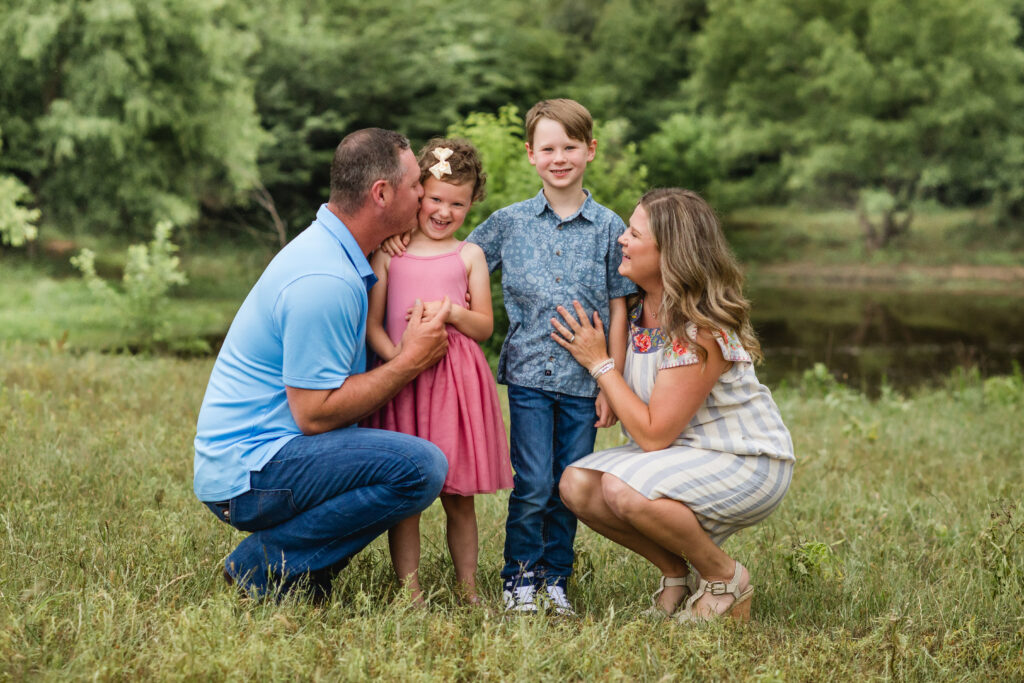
left=503, top=572, right=537, bottom=611
left=545, top=582, right=574, bottom=615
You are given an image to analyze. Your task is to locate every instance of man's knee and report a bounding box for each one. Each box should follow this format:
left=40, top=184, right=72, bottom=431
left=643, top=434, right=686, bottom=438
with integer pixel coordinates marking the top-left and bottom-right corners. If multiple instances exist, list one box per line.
left=401, top=436, right=447, bottom=504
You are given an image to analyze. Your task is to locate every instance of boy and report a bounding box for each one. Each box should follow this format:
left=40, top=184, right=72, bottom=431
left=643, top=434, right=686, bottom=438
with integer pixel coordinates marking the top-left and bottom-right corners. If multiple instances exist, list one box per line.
left=467, top=99, right=634, bottom=615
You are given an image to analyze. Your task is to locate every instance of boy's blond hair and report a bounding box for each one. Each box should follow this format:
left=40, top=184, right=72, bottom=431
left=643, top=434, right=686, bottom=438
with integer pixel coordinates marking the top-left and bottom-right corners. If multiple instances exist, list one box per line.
left=525, top=99, right=593, bottom=146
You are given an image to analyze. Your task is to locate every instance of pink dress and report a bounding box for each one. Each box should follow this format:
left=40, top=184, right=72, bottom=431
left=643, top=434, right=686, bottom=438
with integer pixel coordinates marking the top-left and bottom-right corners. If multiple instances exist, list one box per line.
left=364, top=243, right=513, bottom=496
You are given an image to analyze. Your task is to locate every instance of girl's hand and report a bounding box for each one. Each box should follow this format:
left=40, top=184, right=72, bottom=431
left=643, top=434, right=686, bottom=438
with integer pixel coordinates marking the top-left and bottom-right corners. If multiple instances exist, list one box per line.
left=380, top=231, right=412, bottom=256
left=406, top=293, right=470, bottom=321
left=550, top=300, right=610, bottom=370
left=410, top=299, right=451, bottom=323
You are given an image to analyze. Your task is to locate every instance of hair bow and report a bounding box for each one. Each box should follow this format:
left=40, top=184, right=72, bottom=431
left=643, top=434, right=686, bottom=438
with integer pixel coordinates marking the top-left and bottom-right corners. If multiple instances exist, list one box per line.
left=428, top=147, right=454, bottom=180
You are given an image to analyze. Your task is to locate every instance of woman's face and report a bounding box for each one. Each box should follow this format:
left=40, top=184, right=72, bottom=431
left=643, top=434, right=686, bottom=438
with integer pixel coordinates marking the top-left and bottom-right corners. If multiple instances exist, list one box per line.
left=617, top=204, right=661, bottom=287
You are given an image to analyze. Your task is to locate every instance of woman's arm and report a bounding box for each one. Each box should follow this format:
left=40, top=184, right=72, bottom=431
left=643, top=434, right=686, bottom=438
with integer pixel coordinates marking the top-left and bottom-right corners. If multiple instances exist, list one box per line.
left=551, top=301, right=727, bottom=451
left=592, top=341, right=725, bottom=451
left=366, top=250, right=399, bottom=361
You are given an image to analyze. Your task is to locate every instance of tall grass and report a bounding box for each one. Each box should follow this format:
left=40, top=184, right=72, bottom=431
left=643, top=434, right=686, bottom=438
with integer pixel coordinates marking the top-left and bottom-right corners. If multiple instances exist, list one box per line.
left=1, top=345, right=1022, bottom=679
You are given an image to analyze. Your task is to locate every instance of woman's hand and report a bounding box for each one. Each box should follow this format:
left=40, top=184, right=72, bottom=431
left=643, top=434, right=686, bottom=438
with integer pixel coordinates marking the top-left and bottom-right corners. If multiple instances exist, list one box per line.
left=550, top=300, right=611, bottom=370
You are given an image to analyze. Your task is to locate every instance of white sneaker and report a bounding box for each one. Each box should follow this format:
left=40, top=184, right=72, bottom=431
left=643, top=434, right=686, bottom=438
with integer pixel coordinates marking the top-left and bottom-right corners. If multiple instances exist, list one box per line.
left=543, top=579, right=576, bottom=616
left=503, top=572, right=538, bottom=613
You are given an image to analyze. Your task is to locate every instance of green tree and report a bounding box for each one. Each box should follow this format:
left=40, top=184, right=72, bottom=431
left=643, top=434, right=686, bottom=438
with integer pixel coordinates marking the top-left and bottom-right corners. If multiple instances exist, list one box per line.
left=0, top=131, right=40, bottom=247
left=0, top=0, right=265, bottom=237
left=241, top=0, right=579, bottom=238
left=571, top=0, right=707, bottom=139
left=640, top=112, right=721, bottom=196
left=688, top=0, right=1024, bottom=248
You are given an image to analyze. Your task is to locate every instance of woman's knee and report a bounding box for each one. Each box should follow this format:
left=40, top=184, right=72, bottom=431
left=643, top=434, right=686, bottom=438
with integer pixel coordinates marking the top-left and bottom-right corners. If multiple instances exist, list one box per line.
left=601, top=474, right=646, bottom=519
left=559, top=466, right=595, bottom=513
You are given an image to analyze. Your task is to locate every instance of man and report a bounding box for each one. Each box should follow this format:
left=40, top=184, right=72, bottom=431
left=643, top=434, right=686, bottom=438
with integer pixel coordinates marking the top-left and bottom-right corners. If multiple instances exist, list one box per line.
left=194, top=128, right=452, bottom=599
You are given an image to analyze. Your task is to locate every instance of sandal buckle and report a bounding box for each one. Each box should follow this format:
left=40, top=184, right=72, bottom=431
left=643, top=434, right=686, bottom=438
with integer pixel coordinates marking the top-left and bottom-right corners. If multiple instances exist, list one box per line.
left=707, top=581, right=728, bottom=596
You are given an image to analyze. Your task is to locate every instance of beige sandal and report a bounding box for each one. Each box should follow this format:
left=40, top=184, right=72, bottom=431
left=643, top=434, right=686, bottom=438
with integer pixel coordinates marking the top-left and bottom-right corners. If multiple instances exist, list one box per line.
left=643, top=570, right=701, bottom=618
left=676, top=561, right=753, bottom=623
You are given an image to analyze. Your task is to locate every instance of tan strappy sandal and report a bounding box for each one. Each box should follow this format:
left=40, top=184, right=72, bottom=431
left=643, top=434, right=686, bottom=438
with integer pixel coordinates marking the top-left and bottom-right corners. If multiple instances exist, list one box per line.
left=643, top=570, right=701, bottom=618
left=675, top=561, right=754, bottom=623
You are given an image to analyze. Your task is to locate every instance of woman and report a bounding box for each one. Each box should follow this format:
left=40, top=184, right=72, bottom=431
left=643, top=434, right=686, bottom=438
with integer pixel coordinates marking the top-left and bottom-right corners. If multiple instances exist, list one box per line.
left=550, top=188, right=794, bottom=621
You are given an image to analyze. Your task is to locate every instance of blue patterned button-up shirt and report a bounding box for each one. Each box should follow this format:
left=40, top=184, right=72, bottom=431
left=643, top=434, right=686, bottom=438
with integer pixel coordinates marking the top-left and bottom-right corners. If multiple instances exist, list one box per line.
left=468, top=190, right=637, bottom=397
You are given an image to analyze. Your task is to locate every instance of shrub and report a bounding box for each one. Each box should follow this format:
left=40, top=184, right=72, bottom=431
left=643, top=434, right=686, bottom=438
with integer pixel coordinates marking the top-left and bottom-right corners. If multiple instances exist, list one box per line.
left=70, top=221, right=188, bottom=349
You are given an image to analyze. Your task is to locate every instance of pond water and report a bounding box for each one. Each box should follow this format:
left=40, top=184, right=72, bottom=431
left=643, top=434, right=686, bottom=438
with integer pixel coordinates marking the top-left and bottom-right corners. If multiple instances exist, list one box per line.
left=749, top=285, right=1024, bottom=394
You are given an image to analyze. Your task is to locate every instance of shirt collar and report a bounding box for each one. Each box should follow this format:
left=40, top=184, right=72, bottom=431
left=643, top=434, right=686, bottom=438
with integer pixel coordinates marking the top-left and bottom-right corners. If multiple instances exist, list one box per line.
left=530, top=189, right=596, bottom=223
left=315, top=204, right=377, bottom=289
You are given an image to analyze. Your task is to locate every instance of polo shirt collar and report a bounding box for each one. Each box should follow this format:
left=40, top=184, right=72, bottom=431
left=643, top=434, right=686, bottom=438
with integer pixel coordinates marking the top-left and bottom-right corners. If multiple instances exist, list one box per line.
left=530, top=189, right=596, bottom=223
left=315, top=204, right=377, bottom=288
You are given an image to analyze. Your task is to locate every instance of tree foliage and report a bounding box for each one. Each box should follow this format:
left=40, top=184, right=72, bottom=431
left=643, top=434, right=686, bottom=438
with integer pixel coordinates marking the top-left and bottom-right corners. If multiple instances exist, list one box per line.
left=571, top=0, right=706, bottom=139
left=2, top=0, right=1024, bottom=247
left=0, top=132, right=40, bottom=247
left=688, top=0, right=1024, bottom=246
left=0, top=0, right=264, bottom=236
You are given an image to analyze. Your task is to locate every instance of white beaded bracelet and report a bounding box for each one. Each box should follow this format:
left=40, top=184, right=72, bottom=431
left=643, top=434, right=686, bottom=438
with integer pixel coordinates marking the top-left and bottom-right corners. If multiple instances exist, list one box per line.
left=589, top=358, right=615, bottom=379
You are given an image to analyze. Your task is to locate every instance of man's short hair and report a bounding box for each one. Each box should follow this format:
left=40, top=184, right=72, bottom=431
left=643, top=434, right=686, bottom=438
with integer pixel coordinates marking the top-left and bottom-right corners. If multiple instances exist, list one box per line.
left=329, top=128, right=411, bottom=213
left=525, top=99, right=593, bottom=146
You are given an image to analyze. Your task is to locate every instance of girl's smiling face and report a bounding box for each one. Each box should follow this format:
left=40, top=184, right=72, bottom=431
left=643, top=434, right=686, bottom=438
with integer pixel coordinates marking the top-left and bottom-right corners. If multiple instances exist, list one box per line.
left=418, top=176, right=474, bottom=241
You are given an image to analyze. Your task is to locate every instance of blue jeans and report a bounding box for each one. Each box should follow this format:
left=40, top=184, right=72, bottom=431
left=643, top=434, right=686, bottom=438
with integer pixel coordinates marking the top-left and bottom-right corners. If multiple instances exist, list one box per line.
left=502, top=384, right=597, bottom=581
left=205, top=427, right=447, bottom=598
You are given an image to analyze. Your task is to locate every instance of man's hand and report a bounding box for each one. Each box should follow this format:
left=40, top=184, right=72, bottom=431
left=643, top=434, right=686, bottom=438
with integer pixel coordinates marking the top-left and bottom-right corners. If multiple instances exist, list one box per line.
left=285, top=298, right=452, bottom=436
left=397, top=297, right=451, bottom=373
left=594, top=389, right=618, bottom=428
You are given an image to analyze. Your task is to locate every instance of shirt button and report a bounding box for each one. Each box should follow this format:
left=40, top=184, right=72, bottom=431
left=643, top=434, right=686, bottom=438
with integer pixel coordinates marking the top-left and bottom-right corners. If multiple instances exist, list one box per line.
left=557, top=225, right=563, bottom=231
left=555, top=250, right=561, bottom=256
left=548, top=356, right=554, bottom=361
left=555, top=277, right=561, bottom=283
left=545, top=370, right=552, bottom=376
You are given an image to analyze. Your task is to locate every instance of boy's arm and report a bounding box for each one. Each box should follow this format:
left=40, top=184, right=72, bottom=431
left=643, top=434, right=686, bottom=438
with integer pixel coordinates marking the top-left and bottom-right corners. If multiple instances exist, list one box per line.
left=465, top=212, right=503, bottom=273
left=595, top=296, right=628, bottom=427
left=366, top=251, right=398, bottom=360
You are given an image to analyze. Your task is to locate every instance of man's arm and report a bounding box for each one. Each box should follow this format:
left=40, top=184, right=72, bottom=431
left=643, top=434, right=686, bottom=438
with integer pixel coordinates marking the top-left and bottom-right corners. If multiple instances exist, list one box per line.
left=287, top=298, right=451, bottom=435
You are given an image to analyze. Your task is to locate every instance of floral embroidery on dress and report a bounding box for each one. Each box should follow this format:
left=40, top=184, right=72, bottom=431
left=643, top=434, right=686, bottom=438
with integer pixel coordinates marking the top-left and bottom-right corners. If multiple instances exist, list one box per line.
left=628, top=302, right=752, bottom=366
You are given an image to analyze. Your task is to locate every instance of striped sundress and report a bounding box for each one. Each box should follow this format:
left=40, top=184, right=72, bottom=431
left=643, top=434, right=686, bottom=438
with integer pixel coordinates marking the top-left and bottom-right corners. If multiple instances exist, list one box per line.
left=572, top=306, right=795, bottom=545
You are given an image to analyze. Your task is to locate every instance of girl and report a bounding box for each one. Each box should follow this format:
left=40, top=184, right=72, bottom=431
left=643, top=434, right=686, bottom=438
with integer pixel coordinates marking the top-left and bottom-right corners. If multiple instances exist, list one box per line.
left=365, top=139, right=513, bottom=604
left=551, top=188, right=794, bottom=622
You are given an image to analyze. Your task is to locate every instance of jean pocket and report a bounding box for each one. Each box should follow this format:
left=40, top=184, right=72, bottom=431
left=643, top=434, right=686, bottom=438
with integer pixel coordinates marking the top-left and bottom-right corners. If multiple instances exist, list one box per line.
left=230, top=488, right=299, bottom=531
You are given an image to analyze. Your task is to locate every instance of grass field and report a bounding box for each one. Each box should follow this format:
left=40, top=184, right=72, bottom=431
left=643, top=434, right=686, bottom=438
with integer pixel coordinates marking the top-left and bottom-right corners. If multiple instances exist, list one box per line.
left=1, top=344, right=1022, bottom=680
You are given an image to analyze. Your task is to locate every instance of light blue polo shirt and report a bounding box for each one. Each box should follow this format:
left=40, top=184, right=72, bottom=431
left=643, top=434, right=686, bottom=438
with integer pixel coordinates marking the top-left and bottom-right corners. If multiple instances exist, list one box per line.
left=193, top=205, right=376, bottom=502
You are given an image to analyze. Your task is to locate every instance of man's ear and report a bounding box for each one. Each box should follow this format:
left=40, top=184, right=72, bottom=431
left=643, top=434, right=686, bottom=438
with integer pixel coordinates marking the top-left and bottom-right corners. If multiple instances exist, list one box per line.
left=369, top=179, right=391, bottom=208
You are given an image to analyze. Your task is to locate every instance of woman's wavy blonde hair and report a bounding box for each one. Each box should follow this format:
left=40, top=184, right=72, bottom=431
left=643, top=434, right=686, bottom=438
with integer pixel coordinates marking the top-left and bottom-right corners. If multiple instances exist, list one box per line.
left=637, top=188, right=762, bottom=364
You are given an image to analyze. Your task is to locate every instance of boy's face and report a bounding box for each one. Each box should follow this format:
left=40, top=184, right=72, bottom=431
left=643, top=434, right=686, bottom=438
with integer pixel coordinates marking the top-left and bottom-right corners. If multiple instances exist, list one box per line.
left=525, top=117, right=596, bottom=192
